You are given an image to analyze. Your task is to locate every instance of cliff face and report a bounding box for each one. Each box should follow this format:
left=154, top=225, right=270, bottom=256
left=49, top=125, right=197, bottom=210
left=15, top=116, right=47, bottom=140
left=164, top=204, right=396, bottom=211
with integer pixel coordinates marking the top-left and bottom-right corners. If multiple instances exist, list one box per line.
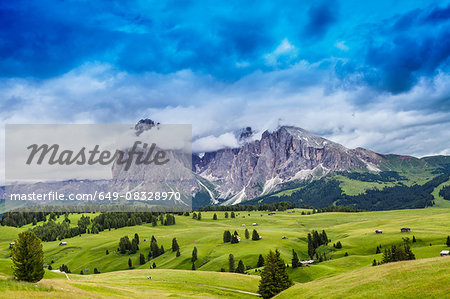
left=193, top=126, right=383, bottom=204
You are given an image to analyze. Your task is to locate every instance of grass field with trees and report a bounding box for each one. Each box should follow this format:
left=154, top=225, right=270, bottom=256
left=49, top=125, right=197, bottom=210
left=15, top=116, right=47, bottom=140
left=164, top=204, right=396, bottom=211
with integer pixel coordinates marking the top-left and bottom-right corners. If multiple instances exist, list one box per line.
left=0, top=207, right=449, bottom=297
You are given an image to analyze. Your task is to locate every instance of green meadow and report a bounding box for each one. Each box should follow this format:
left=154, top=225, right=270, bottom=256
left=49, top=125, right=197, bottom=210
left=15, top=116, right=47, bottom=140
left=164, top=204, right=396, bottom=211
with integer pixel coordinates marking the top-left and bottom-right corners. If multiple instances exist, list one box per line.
left=0, top=207, right=449, bottom=297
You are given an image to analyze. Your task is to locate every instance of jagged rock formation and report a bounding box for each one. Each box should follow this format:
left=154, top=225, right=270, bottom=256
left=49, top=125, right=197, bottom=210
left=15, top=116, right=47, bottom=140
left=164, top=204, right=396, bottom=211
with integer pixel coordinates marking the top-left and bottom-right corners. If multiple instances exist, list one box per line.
left=193, top=126, right=384, bottom=204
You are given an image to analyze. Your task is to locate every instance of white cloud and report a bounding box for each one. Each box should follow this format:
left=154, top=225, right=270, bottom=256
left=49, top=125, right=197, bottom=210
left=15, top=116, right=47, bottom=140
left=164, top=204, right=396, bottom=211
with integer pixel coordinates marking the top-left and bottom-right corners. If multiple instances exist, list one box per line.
left=264, top=39, right=299, bottom=66
left=1, top=61, right=450, bottom=185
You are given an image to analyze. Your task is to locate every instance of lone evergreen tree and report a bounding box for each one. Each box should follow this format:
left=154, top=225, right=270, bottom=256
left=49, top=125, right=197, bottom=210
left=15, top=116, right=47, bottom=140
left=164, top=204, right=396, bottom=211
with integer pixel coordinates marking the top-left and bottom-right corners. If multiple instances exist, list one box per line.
left=335, top=241, right=342, bottom=249
left=192, top=247, right=198, bottom=262
left=412, top=235, right=416, bottom=243
left=128, top=258, right=132, bottom=269
left=446, top=236, right=450, bottom=247
left=139, top=253, right=146, bottom=265
left=252, top=229, right=260, bottom=240
left=172, top=238, right=179, bottom=252
left=258, top=250, right=293, bottom=298
left=12, top=231, right=45, bottom=282
left=213, top=213, right=217, bottom=220
left=228, top=254, right=235, bottom=272
left=235, top=260, right=245, bottom=274
left=231, top=212, right=235, bottom=218
left=257, top=254, right=265, bottom=268
left=291, top=249, right=299, bottom=268
left=245, top=228, right=250, bottom=239
left=152, top=262, right=156, bottom=269
left=223, top=230, right=232, bottom=243
left=225, top=212, right=229, bottom=218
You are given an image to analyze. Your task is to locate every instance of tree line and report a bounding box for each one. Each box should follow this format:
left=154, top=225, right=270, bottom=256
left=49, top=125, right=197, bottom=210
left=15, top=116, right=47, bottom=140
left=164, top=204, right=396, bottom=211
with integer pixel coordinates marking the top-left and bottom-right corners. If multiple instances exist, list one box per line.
left=29, top=212, right=176, bottom=242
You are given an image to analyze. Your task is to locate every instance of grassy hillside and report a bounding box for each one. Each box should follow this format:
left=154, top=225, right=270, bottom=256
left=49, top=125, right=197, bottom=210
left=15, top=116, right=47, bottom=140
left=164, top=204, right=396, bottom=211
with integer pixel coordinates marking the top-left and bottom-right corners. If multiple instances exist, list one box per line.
left=276, top=257, right=450, bottom=299
left=0, top=269, right=260, bottom=298
left=1, top=209, right=449, bottom=282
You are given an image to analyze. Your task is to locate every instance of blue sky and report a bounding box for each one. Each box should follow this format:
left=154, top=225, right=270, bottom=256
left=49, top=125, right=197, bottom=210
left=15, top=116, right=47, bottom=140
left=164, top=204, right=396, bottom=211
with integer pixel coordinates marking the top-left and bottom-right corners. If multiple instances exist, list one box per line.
left=0, top=0, right=450, bottom=161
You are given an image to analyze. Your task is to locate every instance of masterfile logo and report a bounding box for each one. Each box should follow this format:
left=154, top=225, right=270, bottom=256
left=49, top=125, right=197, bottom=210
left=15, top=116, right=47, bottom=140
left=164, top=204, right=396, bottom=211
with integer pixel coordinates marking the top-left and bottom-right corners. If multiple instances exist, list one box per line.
left=5, top=124, right=193, bottom=212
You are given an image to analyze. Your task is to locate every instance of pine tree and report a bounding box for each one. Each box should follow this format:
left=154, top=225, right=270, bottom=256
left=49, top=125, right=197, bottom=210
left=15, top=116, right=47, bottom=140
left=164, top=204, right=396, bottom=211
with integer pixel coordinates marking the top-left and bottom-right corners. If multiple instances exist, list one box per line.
left=140, top=253, right=146, bottom=265
left=119, top=236, right=132, bottom=254
left=213, top=213, right=217, bottom=220
left=257, top=254, right=265, bottom=268
left=128, top=258, right=132, bottom=269
left=231, top=212, right=235, bottom=218
left=12, top=231, right=45, bottom=282
left=228, top=254, right=235, bottom=272
left=130, top=237, right=139, bottom=254
left=446, top=236, right=450, bottom=247
left=192, top=247, right=198, bottom=262
left=335, top=241, right=342, bottom=249
left=412, top=235, right=416, bottom=243
left=291, top=249, right=299, bottom=268
left=231, top=234, right=239, bottom=244
left=258, top=250, right=293, bottom=299
left=225, top=212, right=229, bottom=218
left=312, top=230, right=320, bottom=248
left=321, top=230, right=328, bottom=245
left=172, top=238, right=179, bottom=252
left=235, top=260, right=245, bottom=274
left=134, top=233, right=140, bottom=244
left=150, top=239, right=160, bottom=258
left=223, top=230, right=232, bottom=243
left=252, top=229, right=260, bottom=240
left=245, top=229, right=250, bottom=239
left=106, top=249, right=109, bottom=255
left=152, top=262, right=156, bottom=269
left=307, top=233, right=314, bottom=259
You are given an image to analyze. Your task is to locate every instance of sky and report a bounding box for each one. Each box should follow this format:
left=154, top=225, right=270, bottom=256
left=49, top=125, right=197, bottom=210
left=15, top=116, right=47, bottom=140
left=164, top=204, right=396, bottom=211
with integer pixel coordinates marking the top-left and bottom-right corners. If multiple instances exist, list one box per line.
left=1, top=0, right=450, bottom=177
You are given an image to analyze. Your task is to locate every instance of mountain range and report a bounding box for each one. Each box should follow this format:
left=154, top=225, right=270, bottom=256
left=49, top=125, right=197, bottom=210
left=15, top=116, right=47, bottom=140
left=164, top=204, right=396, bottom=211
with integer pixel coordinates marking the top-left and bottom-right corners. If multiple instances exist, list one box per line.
left=191, top=125, right=450, bottom=208
left=3, top=121, right=449, bottom=211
